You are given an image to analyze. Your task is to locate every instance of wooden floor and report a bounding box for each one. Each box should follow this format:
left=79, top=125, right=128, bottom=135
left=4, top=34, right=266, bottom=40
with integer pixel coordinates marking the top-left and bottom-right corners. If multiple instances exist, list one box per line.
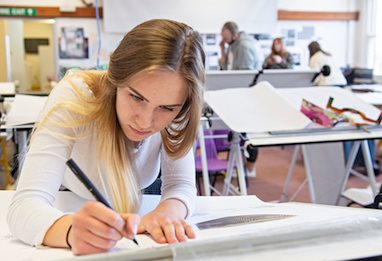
left=199, top=145, right=382, bottom=204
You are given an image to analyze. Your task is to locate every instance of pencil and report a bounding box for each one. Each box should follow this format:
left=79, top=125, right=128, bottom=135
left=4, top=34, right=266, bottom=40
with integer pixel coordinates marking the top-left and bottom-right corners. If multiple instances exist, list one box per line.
left=66, top=158, right=139, bottom=246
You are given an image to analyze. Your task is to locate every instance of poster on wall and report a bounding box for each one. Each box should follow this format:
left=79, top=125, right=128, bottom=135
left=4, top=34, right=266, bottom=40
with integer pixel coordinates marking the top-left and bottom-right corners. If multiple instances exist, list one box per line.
left=59, top=27, right=89, bottom=59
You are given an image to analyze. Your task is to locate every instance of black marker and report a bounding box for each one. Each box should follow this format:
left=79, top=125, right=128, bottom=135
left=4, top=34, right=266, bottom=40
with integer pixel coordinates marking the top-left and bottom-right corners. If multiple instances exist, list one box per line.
left=66, top=158, right=139, bottom=246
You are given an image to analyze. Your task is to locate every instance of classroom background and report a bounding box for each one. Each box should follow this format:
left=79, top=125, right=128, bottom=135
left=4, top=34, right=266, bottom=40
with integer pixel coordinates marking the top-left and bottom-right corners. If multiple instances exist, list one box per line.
left=1, top=0, right=382, bottom=202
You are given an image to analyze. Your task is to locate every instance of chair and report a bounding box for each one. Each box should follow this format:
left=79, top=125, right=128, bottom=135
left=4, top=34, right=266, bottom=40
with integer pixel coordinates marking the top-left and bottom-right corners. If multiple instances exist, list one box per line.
left=212, top=129, right=231, bottom=155
left=195, top=129, right=229, bottom=195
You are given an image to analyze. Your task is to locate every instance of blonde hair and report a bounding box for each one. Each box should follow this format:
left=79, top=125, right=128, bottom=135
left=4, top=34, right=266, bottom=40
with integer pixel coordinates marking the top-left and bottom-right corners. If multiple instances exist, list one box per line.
left=34, top=19, right=205, bottom=213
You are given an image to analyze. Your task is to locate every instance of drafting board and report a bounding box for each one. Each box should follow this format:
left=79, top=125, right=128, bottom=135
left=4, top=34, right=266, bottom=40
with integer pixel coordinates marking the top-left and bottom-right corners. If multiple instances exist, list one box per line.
left=205, top=70, right=257, bottom=91
left=254, top=69, right=318, bottom=88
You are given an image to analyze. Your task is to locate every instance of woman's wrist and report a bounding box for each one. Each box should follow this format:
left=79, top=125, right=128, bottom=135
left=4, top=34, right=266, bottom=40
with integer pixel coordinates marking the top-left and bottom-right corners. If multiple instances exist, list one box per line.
left=66, top=224, right=73, bottom=249
left=160, top=198, right=188, bottom=219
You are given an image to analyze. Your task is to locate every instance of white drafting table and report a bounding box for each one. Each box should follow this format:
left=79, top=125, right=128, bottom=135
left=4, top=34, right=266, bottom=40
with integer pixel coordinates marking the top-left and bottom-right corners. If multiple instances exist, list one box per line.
left=204, top=84, right=382, bottom=203
left=200, top=70, right=257, bottom=195
left=350, top=84, right=382, bottom=106
left=0, top=82, right=16, bottom=97
left=355, top=92, right=382, bottom=106
left=3, top=190, right=382, bottom=261
left=205, top=70, right=257, bottom=90
left=248, top=128, right=382, bottom=201
left=1, top=94, right=48, bottom=177
left=253, top=69, right=318, bottom=88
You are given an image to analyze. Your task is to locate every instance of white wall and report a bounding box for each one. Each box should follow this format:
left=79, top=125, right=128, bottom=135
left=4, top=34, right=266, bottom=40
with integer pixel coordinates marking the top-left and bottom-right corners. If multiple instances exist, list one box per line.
left=276, top=0, right=359, bottom=68
left=6, top=20, right=27, bottom=91
left=0, top=0, right=370, bottom=73
left=103, top=0, right=277, bottom=34
left=277, top=0, right=357, bottom=11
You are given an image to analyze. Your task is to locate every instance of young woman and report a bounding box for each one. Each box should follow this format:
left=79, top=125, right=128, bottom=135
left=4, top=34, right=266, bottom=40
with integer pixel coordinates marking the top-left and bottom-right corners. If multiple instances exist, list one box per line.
left=262, top=37, right=294, bottom=70
left=308, top=41, right=347, bottom=86
left=7, top=19, right=205, bottom=255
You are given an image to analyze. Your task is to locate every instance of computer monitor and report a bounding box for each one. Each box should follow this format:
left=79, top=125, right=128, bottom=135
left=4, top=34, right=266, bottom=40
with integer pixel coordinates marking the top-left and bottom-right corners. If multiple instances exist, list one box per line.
left=254, top=69, right=319, bottom=88
left=205, top=70, right=258, bottom=91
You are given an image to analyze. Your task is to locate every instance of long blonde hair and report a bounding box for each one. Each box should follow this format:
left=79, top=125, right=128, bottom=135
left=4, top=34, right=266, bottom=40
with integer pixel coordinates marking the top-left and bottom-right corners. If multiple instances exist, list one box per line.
left=34, top=19, right=205, bottom=213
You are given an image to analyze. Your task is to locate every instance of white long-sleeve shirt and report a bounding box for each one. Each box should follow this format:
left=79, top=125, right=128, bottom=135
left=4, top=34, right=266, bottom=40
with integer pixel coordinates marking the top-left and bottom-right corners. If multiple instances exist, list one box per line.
left=7, top=77, right=196, bottom=246
left=309, top=51, right=347, bottom=86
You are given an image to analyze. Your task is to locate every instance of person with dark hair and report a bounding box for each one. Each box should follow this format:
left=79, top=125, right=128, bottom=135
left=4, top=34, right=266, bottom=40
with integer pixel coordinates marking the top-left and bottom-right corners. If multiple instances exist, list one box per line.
left=7, top=19, right=205, bottom=255
left=262, top=37, right=294, bottom=69
left=308, top=41, right=346, bottom=86
left=219, top=21, right=259, bottom=70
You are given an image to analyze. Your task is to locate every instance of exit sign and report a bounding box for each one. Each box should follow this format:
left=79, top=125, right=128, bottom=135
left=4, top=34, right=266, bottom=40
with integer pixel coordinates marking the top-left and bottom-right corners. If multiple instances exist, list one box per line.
left=0, top=7, right=36, bottom=17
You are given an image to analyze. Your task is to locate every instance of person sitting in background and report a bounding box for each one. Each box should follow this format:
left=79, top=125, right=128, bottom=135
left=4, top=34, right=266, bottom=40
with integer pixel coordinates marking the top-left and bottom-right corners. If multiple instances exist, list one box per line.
left=262, top=38, right=294, bottom=69
left=219, top=21, right=259, bottom=70
left=308, top=41, right=347, bottom=86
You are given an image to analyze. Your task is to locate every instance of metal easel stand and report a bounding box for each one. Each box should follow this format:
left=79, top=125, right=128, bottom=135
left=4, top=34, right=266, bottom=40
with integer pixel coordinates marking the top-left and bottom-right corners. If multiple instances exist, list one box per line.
left=336, top=140, right=379, bottom=205
left=279, top=145, right=316, bottom=203
left=222, top=131, right=247, bottom=196
left=279, top=140, right=379, bottom=204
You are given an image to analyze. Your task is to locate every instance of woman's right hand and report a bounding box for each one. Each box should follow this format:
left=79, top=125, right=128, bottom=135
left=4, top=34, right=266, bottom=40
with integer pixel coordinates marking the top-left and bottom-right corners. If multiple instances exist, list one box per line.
left=69, top=201, right=140, bottom=255
left=272, top=55, right=283, bottom=64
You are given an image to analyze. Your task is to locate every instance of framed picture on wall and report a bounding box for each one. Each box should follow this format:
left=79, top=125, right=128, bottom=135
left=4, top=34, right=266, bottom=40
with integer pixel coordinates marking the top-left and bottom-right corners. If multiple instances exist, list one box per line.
left=59, top=27, right=89, bottom=59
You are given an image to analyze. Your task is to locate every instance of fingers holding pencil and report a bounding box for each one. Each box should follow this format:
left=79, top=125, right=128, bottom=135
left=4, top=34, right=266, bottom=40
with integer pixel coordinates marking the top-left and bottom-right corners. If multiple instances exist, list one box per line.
left=65, top=158, right=140, bottom=253
left=70, top=201, right=140, bottom=255
left=120, top=213, right=140, bottom=243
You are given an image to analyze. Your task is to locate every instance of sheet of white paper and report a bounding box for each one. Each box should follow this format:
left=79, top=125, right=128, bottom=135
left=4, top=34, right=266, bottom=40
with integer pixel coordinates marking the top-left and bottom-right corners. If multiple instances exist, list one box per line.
left=204, top=81, right=311, bottom=133
left=190, top=201, right=382, bottom=242
left=278, top=87, right=382, bottom=122
left=355, top=92, right=382, bottom=106
left=5, top=94, right=48, bottom=126
left=350, top=84, right=382, bottom=93
left=3, top=191, right=382, bottom=261
left=0, top=82, right=16, bottom=95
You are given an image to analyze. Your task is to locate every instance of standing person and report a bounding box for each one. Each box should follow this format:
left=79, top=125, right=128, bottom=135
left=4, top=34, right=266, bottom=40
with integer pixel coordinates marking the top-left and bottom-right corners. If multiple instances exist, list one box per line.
left=7, top=19, right=205, bottom=256
left=219, top=21, right=259, bottom=70
left=308, top=41, right=347, bottom=86
left=262, top=37, right=294, bottom=69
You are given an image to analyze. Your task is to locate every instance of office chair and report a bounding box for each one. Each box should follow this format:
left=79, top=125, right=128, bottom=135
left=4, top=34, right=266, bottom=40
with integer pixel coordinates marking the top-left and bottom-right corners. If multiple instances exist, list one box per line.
left=212, top=129, right=231, bottom=155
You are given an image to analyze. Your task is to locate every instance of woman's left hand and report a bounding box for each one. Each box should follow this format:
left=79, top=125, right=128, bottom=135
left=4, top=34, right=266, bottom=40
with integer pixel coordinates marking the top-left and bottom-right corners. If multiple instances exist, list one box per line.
left=137, top=199, right=195, bottom=244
